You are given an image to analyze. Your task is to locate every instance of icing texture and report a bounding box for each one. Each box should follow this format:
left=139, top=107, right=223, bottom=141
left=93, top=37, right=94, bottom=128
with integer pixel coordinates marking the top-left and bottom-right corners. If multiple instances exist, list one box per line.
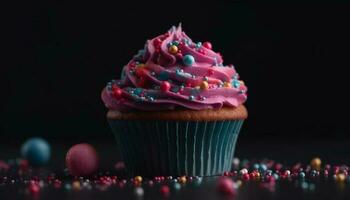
left=102, top=25, right=247, bottom=112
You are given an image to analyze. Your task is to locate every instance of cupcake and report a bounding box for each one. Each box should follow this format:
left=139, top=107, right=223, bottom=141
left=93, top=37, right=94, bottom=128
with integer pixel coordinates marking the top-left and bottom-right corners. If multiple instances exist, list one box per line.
left=102, top=24, right=248, bottom=177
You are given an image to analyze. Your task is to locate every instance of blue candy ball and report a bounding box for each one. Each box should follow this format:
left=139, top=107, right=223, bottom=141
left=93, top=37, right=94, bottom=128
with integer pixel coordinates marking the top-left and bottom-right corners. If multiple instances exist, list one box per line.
left=183, top=55, right=195, bottom=66
left=259, top=164, right=267, bottom=172
left=158, top=71, right=170, bottom=81
left=21, top=138, right=51, bottom=166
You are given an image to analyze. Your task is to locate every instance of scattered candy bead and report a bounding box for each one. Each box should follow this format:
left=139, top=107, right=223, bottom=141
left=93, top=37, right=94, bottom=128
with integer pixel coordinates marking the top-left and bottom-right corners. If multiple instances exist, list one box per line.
left=148, top=180, right=154, bottom=187
left=5, top=154, right=350, bottom=197
left=72, top=181, right=81, bottom=191
left=21, top=138, right=51, bottom=167
left=66, top=143, right=99, bottom=177
left=253, top=163, right=260, bottom=170
left=173, top=182, right=181, bottom=190
left=28, top=182, right=40, bottom=195
left=183, top=55, right=195, bottom=66
left=223, top=82, right=231, bottom=88
left=64, top=183, right=72, bottom=190
left=260, top=164, right=267, bottom=172
left=242, top=173, right=250, bottom=181
left=200, top=81, right=209, bottom=90
left=134, top=176, right=143, bottom=184
left=134, top=187, right=144, bottom=197
left=178, top=176, right=187, bottom=184
left=160, top=185, right=170, bottom=197
left=311, top=158, right=322, bottom=170
left=336, top=173, right=346, bottom=182
left=217, top=177, right=235, bottom=196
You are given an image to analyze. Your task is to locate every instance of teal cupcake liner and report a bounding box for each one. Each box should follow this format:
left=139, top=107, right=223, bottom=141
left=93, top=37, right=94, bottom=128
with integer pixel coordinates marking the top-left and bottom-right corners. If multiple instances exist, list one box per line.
left=108, top=119, right=244, bottom=177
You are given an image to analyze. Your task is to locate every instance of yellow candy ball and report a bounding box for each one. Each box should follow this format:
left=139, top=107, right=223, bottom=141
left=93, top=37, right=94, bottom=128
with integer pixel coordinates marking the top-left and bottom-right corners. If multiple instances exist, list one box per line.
left=200, top=81, right=209, bottom=90
left=310, top=157, right=322, bottom=170
left=72, top=181, right=81, bottom=191
left=178, top=176, right=187, bottom=184
left=168, top=45, right=178, bottom=54
left=134, top=176, right=143, bottom=183
left=255, top=172, right=260, bottom=177
left=223, top=82, right=231, bottom=88
left=337, top=174, right=346, bottom=182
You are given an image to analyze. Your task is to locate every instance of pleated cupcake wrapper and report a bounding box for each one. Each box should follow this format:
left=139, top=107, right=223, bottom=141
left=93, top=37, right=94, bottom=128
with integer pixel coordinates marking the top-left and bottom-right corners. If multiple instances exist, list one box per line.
left=108, top=120, right=244, bottom=177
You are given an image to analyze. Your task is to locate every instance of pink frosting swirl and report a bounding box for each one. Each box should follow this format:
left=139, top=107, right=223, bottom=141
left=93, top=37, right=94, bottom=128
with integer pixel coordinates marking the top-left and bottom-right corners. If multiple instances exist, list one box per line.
left=102, top=25, right=247, bottom=112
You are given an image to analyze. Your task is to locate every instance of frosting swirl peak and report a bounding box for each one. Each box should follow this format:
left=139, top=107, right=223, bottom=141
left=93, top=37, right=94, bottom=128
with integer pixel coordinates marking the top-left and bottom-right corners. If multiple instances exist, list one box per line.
left=102, top=25, right=247, bottom=112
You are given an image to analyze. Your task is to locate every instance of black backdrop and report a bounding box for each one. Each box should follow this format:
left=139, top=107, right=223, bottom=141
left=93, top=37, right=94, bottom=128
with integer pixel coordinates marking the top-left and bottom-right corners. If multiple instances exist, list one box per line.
left=1, top=3, right=350, bottom=141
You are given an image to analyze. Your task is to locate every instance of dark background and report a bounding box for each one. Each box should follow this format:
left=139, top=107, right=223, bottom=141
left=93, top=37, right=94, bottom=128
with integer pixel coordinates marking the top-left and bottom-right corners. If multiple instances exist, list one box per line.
left=1, top=2, right=350, bottom=142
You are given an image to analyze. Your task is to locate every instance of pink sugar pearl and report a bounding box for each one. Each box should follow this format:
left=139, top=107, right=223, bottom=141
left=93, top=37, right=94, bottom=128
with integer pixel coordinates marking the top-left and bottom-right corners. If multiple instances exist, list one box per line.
left=217, top=177, right=235, bottom=196
left=66, top=143, right=99, bottom=176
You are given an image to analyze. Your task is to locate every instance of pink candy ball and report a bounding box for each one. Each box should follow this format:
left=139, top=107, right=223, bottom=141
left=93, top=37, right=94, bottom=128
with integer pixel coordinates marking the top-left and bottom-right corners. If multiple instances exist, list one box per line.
left=217, top=177, right=235, bottom=196
left=66, top=143, right=99, bottom=176
left=160, top=81, right=171, bottom=92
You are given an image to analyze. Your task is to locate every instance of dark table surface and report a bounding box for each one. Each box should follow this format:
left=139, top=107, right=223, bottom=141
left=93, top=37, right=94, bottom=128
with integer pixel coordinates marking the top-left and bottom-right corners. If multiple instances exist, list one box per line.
left=1, top=138, right=350, bottom=200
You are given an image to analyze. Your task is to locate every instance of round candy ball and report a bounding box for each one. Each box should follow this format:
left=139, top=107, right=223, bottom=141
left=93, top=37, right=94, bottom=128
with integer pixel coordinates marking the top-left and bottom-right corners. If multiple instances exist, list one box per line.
left=21, top=137, right=51, bottom=166
left=160, top=81, right=171, bottom=92
left=183, top=54, right=195, bottom=66
left=203, top=41, right=212, bottom=50
left=310, top=157, right=321, bottom=170
left=168, top=45, right=178, bottom=54
left=217, top=177, right=235, bottom=196
left=200, top=81, right=209, bottom=90
left=66, top=143, right=99, bottom=176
